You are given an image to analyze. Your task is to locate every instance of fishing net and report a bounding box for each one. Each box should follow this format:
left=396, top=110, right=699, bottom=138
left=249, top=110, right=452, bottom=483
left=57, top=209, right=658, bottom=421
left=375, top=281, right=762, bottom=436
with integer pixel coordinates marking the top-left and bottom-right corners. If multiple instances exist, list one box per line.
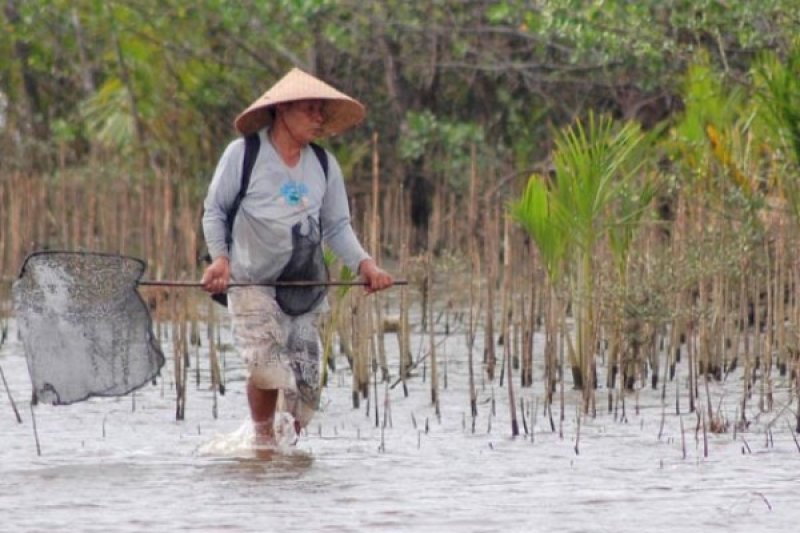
left=275, top=216, right=329, bottom=316
left=12, top=251, right=165, bottom=405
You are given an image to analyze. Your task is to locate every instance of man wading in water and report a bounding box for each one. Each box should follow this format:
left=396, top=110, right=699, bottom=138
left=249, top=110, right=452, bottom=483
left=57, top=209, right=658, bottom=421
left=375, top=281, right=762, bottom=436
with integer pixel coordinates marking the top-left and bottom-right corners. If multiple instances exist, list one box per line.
left=201, top=68, right=393, bottom=451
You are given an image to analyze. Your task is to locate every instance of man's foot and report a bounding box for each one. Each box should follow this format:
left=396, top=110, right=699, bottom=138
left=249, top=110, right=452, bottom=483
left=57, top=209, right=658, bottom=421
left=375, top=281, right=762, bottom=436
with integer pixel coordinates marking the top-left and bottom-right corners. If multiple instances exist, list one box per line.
left=253, top=420, right=278, bottom=455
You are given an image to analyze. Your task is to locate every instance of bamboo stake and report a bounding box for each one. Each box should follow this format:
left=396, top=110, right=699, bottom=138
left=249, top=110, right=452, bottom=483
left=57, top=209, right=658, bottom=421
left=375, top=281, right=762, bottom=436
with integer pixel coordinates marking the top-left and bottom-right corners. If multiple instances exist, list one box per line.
left=0, top=181, right=6, bottom=272
left=207, top=302, right=221, bottom=419
left=398, top=202, right=411, bottom=397
left=466, top=145, right=479, bottom=423
left=370, top=132, right=388, bottom=381
left=351, top=293, right=363, bottom=408
left=504, top=309, right=519, bottom=437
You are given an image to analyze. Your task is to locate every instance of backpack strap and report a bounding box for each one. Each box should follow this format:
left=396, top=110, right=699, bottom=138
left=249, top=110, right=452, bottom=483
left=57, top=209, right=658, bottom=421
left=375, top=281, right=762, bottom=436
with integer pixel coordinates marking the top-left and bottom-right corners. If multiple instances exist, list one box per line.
left=224, top=133, right=261, bottom=247
left=310, top=142, right=329, bottom=181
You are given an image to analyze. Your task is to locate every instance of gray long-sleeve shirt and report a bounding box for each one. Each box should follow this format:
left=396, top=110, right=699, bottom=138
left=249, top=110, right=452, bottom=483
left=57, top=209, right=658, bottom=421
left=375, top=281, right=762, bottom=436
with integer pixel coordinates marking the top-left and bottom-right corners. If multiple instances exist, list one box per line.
left=202, top=129, right=370, bottom=284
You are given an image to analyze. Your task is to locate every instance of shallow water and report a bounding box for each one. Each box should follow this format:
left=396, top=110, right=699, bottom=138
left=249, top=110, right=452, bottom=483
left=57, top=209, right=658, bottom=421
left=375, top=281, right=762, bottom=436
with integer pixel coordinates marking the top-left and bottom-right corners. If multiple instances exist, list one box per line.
left=2, top=315, right=800, bottom=533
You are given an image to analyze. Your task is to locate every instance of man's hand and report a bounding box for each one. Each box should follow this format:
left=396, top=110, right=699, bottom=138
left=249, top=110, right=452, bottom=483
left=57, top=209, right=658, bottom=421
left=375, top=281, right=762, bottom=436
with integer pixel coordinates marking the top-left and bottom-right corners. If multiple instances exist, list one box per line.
left=358, top=258, right=394, bottom=294
left=201, top=256, right=231, bottom=294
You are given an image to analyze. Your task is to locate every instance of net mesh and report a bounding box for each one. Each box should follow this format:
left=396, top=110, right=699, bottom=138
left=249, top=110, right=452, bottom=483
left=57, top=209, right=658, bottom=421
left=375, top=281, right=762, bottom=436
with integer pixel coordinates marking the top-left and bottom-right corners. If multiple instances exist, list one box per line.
left=12, top=252, right=165, bottom=405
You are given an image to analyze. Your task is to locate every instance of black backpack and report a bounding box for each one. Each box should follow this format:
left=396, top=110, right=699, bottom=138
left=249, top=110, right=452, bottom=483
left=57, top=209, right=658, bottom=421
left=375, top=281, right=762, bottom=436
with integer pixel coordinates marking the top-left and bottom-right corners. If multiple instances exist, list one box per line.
left=207, top=133, right=329, bottom=306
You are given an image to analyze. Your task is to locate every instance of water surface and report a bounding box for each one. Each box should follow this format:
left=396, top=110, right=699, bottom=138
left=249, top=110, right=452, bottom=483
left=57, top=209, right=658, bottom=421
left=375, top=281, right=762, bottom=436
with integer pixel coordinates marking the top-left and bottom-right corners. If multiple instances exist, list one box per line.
left=2, top=318, right=799, bottom=533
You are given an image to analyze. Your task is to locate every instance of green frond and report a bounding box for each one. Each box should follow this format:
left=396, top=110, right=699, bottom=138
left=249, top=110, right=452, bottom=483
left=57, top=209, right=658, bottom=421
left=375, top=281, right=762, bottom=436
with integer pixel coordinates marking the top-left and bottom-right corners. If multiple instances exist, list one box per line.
left=510, top=173, right=567, bottom=282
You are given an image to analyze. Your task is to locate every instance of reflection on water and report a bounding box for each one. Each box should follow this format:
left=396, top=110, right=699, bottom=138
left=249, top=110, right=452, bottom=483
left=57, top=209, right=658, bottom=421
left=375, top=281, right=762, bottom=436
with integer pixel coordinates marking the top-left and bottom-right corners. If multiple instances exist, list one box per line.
left=2, top=316, right=800, bottom=533
left=200, top=453, right=315, bottom=483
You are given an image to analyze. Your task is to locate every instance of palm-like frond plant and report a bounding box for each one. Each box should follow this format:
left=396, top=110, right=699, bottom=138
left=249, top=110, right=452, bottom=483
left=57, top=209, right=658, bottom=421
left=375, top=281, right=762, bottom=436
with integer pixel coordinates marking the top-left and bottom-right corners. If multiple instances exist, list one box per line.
left=513, top=112, right=650, bottom=409
left=511, top=173, right=569, bottom=405
left=752, top=42, right=800, bottom=223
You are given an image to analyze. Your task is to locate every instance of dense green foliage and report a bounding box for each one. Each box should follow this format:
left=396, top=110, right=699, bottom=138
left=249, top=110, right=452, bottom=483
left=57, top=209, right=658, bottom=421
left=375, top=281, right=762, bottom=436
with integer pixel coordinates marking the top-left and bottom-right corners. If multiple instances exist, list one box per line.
left=1, top=0, right=797, bottom=188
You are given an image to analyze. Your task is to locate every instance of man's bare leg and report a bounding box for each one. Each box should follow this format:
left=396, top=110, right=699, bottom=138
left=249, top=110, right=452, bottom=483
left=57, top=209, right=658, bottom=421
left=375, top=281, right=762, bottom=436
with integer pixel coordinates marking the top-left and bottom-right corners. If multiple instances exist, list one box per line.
left=247, top=379, right=278, bottom=447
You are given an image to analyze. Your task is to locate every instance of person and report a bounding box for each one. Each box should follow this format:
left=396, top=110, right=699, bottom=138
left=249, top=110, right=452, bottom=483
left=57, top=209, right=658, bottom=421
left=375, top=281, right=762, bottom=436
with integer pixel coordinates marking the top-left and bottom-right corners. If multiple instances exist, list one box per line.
left=201, top=68, right=393, bottom=449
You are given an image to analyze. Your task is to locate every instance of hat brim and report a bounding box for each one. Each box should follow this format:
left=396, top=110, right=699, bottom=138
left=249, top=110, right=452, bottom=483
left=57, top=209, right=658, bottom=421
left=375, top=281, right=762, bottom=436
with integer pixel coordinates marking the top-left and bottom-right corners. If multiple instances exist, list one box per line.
left=233, top=68, right=366, bottom=136
left=234, top=97, right=365, bottom=137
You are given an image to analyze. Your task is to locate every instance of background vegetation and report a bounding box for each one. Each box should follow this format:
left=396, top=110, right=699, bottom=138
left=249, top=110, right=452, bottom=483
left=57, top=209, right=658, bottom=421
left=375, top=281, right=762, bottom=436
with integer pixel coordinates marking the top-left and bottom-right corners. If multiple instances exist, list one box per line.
left=2, top=1, right=800, bottom=431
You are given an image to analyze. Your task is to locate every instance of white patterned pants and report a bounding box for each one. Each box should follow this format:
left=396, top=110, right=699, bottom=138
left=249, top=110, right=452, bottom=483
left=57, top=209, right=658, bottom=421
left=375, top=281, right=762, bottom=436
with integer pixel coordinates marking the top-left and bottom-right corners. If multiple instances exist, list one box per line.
left=228, top=286, right=322, bottom=429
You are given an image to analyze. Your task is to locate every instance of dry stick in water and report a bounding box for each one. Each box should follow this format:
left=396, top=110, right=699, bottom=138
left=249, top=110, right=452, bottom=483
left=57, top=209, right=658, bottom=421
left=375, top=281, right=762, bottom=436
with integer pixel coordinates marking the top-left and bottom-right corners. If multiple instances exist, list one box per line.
left=796, top=356, right=800, bottom=434
left=357, top=290, right=371, bottom=414
left=206, top=301, right=222, bottom=418
left=787, top=421, right=800, bottom=453
left=503, top=284, right=519, bottom=437
left=372, top=312, right=379, bottom=429
left=442, top=276, right=450, bottom=391
left=483, top=207, right=497, bottom=382
left=680, top=415, right=686, bottom=460
left=689, top=321, right=698, bottom=414
left=192, top=320, right=201, bottom=388
left=389, top=334, right=452, bottom=390
left=0, top=183, right=6, bottom=271
left=520, top=397, right=528, bottom=435
left=701, top=411, right=709, bottom=458
left=0, top=363, right=22, bottom=423
left=30, top=402, right=42, bottom=456
left=427, top=252, right=441, bottom=419
left=764, top=239, right=776, bottom=412
left=397, top=193, right=411, bottom=397
left=208, top=320, right=219, bottom=419
left=523, top=250, right=536, bottom=389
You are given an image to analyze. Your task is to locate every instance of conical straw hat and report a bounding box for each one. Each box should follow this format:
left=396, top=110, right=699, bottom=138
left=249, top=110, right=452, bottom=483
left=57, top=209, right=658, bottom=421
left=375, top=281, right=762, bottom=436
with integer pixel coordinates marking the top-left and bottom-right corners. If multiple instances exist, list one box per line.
left=234, top=68, right=366, bottom=137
